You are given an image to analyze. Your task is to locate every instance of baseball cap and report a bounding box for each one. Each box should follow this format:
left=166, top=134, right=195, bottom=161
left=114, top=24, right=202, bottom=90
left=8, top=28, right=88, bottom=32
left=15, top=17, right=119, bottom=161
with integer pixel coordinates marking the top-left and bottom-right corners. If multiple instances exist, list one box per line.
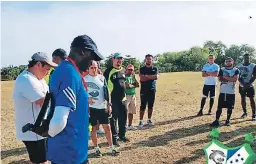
left=126, top=64, right=134, bottom=70
left=52, top=48, right=67, bottom=59
left=32, top=52, right=58, bottom=68
left=113, top=52, right=124, bottom=58
left=70, top=35, right=104, bottom=61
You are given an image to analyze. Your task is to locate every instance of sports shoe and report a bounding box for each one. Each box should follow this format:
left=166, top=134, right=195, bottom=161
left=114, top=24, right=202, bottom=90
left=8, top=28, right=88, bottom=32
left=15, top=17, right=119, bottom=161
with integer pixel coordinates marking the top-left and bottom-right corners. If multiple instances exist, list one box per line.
left=147, top=119, right=153, bottom=126
left=113, top=139, right=120, bottom=147
left=241, top=113, right=247, bottom=119
left=224, top=120, right=230, bottom=126
left=127, top=125, right=137, bottom=130
left=252, top=115, right=256, bottom=121
left=119, top=136, right=130, bottom=142
left=109, top=147, right=120, bottom=156
left=197, top=110, right=203, bottom=116
left=94, top=147, right=102, bottom=157
left=207, top=110, right=212, bottom=115
left=97, top=129, right=105, bottom=134
left=210, top=120, right=220, bottom=127
left=138, top=121, right=144, bottom=129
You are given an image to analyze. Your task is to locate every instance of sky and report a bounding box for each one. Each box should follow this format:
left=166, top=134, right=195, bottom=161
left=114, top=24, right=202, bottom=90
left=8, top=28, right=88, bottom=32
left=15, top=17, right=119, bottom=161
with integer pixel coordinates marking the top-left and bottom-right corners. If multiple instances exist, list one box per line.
left=1, top=1, right=256, bottom=67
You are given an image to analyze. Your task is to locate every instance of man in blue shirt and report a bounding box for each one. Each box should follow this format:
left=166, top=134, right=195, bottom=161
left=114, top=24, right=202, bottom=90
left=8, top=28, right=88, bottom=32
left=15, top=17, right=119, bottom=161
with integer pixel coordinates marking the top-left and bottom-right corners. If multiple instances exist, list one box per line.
left=47, top=35, right=104, bottom=164
left=138, top=54, right=159, bottom=129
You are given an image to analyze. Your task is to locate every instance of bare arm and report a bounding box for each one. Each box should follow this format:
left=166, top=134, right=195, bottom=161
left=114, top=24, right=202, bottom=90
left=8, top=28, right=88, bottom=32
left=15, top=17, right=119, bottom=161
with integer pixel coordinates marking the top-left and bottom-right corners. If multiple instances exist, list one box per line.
left=207, top=71, right=218, bottom=77
left=223, top=75, right=238, bottom=82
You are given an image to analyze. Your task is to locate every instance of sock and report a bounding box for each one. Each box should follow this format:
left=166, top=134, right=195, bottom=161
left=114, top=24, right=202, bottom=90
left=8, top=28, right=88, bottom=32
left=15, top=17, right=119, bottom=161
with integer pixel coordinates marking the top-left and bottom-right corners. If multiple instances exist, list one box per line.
left=209, top=98, right=214, bottom=112
left=216, top=108, right=222, bottom=121
left=200, top=97, right=206, bottom=111
left=227, top=108, right=233, bottom=121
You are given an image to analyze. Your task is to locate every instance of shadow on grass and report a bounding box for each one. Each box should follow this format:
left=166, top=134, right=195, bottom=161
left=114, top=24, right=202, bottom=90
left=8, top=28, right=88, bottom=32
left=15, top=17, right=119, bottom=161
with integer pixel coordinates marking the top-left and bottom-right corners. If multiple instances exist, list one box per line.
left=8, top=159, right=29, bottom=164
left=1, top=147, right=27, bottom=160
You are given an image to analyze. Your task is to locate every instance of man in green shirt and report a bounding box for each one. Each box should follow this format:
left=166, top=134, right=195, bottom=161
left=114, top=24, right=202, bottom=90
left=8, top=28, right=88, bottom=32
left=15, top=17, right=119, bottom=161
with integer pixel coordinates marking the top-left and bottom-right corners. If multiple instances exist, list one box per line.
left=125, top=64, right=139, bottom=130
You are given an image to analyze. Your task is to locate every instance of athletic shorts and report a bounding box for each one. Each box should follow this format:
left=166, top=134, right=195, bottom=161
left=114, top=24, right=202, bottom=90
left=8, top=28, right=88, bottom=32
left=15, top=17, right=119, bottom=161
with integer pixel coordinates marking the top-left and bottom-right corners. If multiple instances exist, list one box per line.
left=89, top=107, right=109, bottom=126
left=202, top=85, right=216, bottom=98
left=239, top=86, right=255, bottom=97
left=22, top=138, right=47, bottom=163
left=140, top=89, right=156, bottom=111
left=217, top=93, right=235, bottom=109
left=126, top=95, right=137, bottom=114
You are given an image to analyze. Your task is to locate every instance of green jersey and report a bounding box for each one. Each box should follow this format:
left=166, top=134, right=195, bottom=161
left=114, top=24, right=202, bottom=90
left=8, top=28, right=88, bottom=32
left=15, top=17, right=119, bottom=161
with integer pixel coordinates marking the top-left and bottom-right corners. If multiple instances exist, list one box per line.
left=125, top=74, right=136, bottom=95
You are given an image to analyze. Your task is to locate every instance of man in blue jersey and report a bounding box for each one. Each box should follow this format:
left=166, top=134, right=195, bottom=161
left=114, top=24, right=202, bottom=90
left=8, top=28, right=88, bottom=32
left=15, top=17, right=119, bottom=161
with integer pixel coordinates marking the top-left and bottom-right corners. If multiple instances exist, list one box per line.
left=47, top=35, right=104, bottom=164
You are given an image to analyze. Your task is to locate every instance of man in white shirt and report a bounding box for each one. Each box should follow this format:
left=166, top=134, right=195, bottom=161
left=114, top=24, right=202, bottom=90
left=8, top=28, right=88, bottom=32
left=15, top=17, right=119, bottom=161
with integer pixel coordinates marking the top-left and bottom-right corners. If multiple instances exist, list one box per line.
left=13, top=52, right=57, bottom=164
left=84, top=61, right=120, bottom=157
left=197, top=55, right=220, bottom=116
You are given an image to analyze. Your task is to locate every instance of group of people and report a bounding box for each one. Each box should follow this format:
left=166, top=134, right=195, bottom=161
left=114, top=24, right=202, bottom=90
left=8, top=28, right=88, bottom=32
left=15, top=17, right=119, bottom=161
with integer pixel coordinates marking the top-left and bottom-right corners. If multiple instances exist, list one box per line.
left=12, top=34, right=159, bottom=164
left=197, top=54, right=256, bottom=127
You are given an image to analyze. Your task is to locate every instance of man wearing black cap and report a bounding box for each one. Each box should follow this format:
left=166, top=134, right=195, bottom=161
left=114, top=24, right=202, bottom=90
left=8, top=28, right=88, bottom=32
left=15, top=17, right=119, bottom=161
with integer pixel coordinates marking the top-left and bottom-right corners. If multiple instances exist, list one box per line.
left=46, top=35, right=104, bottom=164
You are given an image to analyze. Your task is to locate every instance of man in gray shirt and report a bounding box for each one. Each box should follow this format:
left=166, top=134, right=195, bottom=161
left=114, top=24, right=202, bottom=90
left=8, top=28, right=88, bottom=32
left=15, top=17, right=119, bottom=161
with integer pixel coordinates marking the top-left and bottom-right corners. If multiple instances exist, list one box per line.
left=210, top=57, right=239, bottom=127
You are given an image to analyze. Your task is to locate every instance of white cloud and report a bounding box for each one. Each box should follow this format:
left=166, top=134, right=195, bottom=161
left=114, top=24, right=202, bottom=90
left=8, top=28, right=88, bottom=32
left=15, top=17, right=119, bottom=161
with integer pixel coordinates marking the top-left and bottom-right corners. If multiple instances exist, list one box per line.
left=1, top=1, right=256, bottom=67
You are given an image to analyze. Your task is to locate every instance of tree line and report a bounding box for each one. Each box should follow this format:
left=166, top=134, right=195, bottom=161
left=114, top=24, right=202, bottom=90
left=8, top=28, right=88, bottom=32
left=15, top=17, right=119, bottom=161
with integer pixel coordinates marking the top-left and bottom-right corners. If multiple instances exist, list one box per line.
left=1, top=40, right=255, bottom=81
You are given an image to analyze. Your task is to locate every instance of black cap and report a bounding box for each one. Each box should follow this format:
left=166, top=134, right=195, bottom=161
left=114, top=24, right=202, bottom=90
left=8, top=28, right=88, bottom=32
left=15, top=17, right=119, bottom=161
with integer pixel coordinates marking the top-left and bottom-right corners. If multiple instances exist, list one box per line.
left=52, top=48, right=67, bottom=59
left=70, top=35, right=104, bottom=61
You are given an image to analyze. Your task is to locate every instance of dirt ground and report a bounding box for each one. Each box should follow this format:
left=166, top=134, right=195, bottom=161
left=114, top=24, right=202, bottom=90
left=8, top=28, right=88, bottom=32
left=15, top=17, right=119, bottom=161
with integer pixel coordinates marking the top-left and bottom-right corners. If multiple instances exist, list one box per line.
left=1, top=72, right=256, bottom=164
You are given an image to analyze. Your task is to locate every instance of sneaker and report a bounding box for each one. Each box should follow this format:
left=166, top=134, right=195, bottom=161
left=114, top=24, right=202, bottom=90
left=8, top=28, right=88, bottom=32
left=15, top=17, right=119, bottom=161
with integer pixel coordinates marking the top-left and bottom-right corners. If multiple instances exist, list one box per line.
left=119, top=136, right=130, bottom=142
left=113, top=139, right=120, bottom=147
left=210, top=120, right=220, bottom=127
left=224, top=120, right=230, bottom=126
left=109, top=147, right=120, bottom=156
left=241, top=113, right=247, bottom=119
left=252, top=115, right=256, bottom=121
left=207, top=110, right=212, bottom=115
left=94, top=147, right=102, bottom=157
left=147, top=119, right=153, bottom=126
left=97, top=129, right=105, bottom=134
left=127, top=125, right=137, bottom=130
left=197, top=110, right=203, bottom=116
left=138, top=121, right=144, bottom=129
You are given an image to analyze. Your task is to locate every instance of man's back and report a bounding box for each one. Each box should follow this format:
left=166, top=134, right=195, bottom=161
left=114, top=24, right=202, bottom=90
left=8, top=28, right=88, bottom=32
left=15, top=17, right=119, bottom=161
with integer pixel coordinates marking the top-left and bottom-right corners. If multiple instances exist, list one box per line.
left=47, top=60, right=89, bottom=164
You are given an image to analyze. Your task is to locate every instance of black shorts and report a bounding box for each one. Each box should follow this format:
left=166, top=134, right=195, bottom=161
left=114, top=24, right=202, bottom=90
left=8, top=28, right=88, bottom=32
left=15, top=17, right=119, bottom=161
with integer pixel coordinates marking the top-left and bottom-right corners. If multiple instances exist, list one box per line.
left=239, top=86, right=255, bottom=97
left=140, top=89, right=156, bottom=111
left=89, top=108, right=109, bottom=126
left=22, top=139, right=47, bottom=163
left=202, top=85, right=216, bottom=98
left=217, top=93, right=235, bottom=109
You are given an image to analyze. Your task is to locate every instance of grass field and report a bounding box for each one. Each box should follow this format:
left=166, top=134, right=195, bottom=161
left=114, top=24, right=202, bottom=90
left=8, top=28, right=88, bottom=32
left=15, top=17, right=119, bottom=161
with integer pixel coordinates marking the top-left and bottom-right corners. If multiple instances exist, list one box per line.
left=1, top=72, right=256, bottom=164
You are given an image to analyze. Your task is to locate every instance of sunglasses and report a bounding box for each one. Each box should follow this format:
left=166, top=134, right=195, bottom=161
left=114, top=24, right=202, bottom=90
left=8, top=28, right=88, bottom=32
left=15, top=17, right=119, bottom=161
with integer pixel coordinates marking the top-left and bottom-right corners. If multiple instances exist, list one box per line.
left=89, top=67, right=97, bottom=69
left=127, top=69, right=133, bottom=71
left=115, top=57, right=123, bottom=60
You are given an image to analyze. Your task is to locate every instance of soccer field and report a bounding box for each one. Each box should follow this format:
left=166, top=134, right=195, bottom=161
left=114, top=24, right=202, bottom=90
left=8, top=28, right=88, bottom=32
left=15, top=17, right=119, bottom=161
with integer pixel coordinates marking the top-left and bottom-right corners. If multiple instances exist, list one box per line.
left=1, top=72, right=255, bottom=164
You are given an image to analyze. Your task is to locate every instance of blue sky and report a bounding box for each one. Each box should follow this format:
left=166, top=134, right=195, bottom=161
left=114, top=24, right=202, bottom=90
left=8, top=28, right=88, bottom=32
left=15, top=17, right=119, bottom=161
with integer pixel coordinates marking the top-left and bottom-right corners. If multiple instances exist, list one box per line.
left=1, top=1, right=256, bottom=67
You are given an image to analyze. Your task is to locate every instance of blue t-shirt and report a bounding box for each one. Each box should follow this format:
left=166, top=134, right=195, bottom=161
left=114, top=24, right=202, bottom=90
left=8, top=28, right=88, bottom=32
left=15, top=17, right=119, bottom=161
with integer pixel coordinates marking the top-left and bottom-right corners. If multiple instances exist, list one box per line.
left=140, top=66, right=158, bottom=91
left=47, top=60, right=89, bottom=164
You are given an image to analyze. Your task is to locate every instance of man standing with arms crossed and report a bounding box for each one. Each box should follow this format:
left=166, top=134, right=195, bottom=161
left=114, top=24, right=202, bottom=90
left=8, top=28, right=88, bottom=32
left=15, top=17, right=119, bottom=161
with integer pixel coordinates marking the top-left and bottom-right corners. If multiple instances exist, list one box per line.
left=237, top=53, right=256, bottom=121
left=104, top=52, right=129, bottom=146
left=210, top=57, right=239, bottom=127
left=138, top=54, right=159, bottom=129
left=47, top=35, right=104, bottom=164
left=197, top=55, right=220, bottom=116
left=125, top=64, right=139, bottom=130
